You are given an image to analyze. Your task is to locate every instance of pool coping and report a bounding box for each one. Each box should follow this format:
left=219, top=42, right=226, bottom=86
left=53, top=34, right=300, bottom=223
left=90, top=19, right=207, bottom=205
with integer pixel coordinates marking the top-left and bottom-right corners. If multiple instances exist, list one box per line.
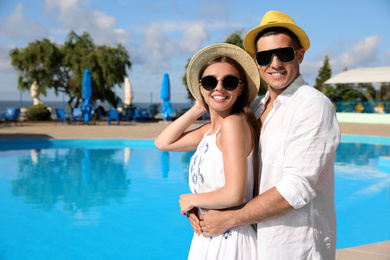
left=1, top=135, right=390, bottom=151
left=341, top=134, right=390, bottom=145
left=0, top=138, right=156, bottom=151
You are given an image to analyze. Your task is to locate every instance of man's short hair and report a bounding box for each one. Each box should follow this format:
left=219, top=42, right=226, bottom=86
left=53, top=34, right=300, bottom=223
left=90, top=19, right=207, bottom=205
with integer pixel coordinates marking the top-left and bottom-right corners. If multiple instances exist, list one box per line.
left=254, top=27, right=302, bottom=52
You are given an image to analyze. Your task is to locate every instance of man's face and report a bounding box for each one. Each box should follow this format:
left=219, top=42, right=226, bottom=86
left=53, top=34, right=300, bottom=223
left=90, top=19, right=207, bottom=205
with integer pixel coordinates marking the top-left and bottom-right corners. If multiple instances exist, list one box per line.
left=256, top=33, right=305, bottom=92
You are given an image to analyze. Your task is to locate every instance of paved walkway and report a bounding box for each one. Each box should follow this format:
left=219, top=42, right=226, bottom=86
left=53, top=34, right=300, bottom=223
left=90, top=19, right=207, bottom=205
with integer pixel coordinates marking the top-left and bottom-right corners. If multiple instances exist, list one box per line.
left=1, top=120, right=390, bottom=259
left=1, top=121, right=390, bottom=140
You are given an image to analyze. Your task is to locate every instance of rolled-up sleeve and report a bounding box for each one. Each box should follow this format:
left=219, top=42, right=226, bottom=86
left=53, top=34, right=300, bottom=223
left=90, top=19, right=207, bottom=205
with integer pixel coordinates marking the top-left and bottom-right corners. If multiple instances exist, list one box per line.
left=275, top=96, right=340, bottom=209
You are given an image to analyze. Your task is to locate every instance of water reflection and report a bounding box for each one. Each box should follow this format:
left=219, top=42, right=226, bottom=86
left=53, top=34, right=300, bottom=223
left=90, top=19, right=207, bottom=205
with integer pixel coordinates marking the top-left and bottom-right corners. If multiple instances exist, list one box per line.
left=336, top=143, right=390, bottom=167
left=82, top=149, right=91, bottom=186
left=12, top=148, right=130, bottom=214
left=335, top=143, right=390, bottom=194
left=180, top=151, right=194, bottom=183
left=161, top=151, right=170, bottom=178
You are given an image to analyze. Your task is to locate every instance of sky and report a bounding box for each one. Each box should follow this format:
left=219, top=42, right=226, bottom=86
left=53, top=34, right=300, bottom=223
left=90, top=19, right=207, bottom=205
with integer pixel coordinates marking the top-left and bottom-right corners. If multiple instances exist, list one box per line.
left=0, top=0, right=389, bottom=104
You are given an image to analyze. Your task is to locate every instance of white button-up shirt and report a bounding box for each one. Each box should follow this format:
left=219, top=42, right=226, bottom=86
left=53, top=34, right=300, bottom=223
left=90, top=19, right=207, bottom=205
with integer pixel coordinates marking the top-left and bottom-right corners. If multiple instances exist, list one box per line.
left=254, top=75, right=340, bottom=260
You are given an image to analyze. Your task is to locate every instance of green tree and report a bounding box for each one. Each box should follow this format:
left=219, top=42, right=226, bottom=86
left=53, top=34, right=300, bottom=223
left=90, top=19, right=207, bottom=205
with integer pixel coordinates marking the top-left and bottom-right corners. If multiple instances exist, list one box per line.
left=332, top=67, right=349, bottom=101
left=182, top=58, right=192, bottom=101
left=314, top=55, right=333, bottom=97
left=224, top=30, right=245, bottom=49
left=379, top=82, right=390, bottom=101
left=10, top=31, right=131, bottom=111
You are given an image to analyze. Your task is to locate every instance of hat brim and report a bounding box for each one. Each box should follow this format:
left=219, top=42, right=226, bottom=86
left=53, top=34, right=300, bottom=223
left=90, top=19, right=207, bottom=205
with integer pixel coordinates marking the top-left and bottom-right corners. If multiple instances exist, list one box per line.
left=186, top=43, right=260, bottom=104
left=244, top=22, right=310, bottom=57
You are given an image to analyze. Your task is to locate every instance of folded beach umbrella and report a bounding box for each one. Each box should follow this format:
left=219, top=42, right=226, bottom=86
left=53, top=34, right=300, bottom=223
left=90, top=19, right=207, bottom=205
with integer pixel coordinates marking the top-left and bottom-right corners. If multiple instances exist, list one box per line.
left=160, top=73, right=173, bottom=121
left=30, top=81, right=42, bottom=105
left=124, top=77, right=134, bottom=107
left=82, top=68, right=94, bottom=122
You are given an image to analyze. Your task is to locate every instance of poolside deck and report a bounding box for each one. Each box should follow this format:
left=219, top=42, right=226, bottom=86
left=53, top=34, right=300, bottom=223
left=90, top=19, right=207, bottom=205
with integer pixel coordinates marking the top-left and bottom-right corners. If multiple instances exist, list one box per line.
left=1, top=120, right=390, bottom=140
left=1, top=120, right=390, bottom=259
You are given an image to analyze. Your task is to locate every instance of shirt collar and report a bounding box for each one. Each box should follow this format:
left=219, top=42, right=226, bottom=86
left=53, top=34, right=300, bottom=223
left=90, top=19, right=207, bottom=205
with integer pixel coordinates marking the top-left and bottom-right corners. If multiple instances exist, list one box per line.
left=276, top=74, right=306, bottom=106
left=260, top=74, right=307, bottom=107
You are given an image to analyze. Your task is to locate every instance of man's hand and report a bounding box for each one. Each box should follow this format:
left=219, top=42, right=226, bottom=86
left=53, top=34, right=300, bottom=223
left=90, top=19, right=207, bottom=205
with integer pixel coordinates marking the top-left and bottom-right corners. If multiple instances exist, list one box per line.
left=199, top=209, right=233, bottom=238
left=186, top=208, right=202, bottom=235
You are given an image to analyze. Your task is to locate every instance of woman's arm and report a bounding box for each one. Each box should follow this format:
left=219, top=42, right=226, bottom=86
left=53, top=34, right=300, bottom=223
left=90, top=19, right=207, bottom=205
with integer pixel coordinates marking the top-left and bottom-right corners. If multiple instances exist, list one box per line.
left=179, top=115, right=252, bottom=215
left=154, top=101, right=208, bottom=152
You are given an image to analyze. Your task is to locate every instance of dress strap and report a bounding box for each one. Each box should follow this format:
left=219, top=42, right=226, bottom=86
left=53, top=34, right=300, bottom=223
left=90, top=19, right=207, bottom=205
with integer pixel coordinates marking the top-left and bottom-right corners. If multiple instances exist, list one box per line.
left=215, top=124, right=222, bottom=134
left=205, top=124, right=222, bottom=136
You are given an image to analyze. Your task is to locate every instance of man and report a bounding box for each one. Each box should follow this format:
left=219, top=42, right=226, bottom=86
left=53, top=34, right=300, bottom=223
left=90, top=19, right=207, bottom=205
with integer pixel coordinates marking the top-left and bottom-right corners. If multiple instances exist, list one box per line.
left=189, top=10, right=340, bottom=259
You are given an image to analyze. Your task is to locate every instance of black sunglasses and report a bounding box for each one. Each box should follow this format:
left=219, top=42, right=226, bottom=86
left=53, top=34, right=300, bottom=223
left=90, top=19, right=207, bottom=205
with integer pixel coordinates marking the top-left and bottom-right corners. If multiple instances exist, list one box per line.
left=256, top=47, right=296, bottom=66
left=200, top=75, right=243, bottom=91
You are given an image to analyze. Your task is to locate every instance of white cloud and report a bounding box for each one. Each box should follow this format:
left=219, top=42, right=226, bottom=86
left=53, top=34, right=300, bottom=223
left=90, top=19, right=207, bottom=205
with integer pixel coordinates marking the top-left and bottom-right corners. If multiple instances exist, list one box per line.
left=44, top=0, right=131, bottom=45
left=143, top=23, right=175, bottom=61
left=385, top=50, right=390, bottom=65
left=0, top=44, right=16, bottom=72
left=143, top=60, right=170, bottom=75
left=159, top=21, right=199, bottom=33
left=0, top=3, right=49, bottom=40
left=8, top=2, right=23, bottom=22
left=126, top=45, right=147, bottom=65
left=300, top=59, right=323, bottom=85
left=302, top=35, right=384, bottom=84
left=44, top=0, right=83, bottom=22
left=141, top=21, right=210, bottom=74
left=179, top=21, right=209, bottom=53
left=200, top=3, right=229, bottom=20
left=336, top=35, right=381, bottom=70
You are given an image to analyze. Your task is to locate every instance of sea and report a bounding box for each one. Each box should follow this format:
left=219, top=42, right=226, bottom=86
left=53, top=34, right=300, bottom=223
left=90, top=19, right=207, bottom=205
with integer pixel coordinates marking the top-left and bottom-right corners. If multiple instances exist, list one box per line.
left=0, top=100, right=192, bottom=114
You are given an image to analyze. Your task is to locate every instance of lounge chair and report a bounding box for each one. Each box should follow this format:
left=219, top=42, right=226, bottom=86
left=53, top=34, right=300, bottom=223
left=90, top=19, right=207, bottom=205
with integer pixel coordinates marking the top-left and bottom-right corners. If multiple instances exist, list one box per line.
left=97, top=108, right=107, bottom=121
left=107, top=109, right=120, bottom=125
left=0, top=112, right=5, bottom=126
left=72, top=108, right=83, bottom=124
left=55, top=109, right=70, bottom=125
left=120, top=108, right=133, bottom=122
left=133, top=108, right=150, bottom=122
left=5, top=108, right=20, bottom=125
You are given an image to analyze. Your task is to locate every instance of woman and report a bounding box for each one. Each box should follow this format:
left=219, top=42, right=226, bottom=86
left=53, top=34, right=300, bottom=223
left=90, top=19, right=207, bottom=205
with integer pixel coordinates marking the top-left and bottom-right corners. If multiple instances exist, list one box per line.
left=154, top=43, right=260, bottom=259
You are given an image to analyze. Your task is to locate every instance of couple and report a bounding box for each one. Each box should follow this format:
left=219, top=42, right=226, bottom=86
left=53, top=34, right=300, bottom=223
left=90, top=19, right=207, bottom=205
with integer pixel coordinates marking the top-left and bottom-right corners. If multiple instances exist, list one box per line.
left=155, top=10, right=340, bottom=260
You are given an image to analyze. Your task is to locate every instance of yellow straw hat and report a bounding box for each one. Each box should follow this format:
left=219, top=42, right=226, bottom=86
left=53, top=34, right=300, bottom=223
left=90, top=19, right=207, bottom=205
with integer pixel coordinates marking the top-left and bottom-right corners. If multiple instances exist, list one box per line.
left=244, top=10, right=310, bottom=57
left=186, top=43, right=260, bottom=104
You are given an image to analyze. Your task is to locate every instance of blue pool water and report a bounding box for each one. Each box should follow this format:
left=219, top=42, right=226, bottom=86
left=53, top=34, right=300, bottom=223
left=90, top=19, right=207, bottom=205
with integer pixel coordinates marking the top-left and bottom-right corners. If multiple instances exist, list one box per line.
left=0, top=136, right=389, bottom=259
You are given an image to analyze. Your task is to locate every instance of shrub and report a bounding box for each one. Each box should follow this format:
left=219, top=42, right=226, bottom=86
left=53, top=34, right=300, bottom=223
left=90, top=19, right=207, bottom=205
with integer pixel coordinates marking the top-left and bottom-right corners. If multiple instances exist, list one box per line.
left=26, top=104, right=52, bottom=121
left=93, top=105, right=106, bottom=121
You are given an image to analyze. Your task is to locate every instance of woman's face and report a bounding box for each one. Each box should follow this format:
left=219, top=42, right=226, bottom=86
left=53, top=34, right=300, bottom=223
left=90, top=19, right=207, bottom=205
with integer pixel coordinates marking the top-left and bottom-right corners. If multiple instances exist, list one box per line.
left=199, top=62, right=243, bottom=116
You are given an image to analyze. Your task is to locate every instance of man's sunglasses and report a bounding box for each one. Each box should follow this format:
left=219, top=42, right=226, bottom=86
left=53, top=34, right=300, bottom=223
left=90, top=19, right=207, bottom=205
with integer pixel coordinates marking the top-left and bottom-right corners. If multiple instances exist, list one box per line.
left=200, top=75, right=243, bottom=91
left=256, top=47, right=296, bottom=66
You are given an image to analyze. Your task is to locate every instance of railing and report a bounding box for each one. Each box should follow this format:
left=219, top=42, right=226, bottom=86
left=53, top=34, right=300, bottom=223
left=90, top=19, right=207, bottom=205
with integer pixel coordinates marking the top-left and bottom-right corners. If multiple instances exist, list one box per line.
left=332, top=101, right=390, bottom=113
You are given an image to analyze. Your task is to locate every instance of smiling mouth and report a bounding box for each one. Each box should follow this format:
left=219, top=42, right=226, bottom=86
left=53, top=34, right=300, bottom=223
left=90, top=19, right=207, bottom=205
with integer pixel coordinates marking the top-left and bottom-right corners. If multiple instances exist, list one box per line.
left=269, top=71, right=286, bottom=76
left=212, top=96, right=228, bottom=100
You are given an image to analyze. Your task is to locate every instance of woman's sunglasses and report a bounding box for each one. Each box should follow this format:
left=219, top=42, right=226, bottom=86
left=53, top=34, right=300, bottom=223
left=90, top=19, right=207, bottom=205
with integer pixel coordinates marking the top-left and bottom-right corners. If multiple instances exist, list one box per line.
left=200, top=75, right=243, bottom=91
left=256, top=47, right=296, bottom=66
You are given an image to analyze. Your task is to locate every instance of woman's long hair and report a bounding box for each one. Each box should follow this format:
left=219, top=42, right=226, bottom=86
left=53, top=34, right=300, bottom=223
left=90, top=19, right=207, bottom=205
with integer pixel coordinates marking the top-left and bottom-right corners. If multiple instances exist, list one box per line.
left=199, top=56, right=260, bottom=197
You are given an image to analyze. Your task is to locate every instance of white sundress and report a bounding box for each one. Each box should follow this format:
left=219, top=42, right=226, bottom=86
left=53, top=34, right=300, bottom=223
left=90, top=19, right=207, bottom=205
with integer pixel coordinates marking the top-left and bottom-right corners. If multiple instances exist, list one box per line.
left=187, top=127, right=257, bottom=260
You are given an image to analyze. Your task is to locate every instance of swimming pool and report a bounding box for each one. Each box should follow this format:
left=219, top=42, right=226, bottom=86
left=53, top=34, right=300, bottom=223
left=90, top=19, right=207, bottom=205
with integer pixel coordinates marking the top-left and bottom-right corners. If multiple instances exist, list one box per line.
left=0, top=136, right=389, bottom=259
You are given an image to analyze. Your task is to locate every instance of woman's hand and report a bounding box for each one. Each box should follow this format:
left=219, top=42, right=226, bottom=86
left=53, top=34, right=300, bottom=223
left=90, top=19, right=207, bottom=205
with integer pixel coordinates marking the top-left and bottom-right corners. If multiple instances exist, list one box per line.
left=192, top=100, right=207, bottom=115
left=179, top=193, right=194, bottom=215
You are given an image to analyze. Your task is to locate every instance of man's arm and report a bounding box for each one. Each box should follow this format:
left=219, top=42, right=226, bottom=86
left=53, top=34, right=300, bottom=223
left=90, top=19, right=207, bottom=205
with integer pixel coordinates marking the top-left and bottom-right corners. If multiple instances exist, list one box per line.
left=199, top=186, right=292, bottom=237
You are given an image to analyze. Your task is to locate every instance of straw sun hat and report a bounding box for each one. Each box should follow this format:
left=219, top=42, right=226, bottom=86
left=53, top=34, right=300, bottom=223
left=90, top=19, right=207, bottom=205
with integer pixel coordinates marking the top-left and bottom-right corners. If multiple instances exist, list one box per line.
left=186, top=43, right=260, bottom=104
left=244, top=10, right=310, bottom=57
